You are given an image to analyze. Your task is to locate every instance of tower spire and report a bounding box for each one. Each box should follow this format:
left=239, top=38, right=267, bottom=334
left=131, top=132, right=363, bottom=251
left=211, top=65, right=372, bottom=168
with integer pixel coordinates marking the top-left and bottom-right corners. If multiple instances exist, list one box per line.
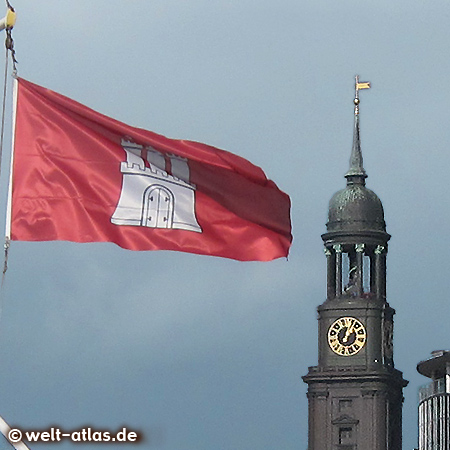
left=345, top=75, right=370, bottom=184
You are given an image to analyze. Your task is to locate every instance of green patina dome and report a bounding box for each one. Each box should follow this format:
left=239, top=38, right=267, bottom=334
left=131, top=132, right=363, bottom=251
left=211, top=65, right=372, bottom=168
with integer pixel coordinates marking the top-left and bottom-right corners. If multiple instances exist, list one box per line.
left=327, top=184, right=385, bottom=232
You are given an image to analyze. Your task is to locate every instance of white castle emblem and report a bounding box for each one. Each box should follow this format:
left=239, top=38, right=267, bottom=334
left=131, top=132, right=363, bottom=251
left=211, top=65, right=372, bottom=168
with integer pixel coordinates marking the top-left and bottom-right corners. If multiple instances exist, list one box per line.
left=111, top=138, right=202, bottom=233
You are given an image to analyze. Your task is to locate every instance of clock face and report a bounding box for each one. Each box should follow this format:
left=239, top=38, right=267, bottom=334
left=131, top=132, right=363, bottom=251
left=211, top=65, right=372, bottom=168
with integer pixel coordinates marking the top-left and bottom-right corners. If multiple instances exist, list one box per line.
left=328, top=317, right=367, bottom=356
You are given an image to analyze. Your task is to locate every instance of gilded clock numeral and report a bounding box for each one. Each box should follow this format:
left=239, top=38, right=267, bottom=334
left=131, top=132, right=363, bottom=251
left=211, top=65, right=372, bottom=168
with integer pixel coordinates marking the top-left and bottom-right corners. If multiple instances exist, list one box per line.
left=327, top=317, right=367, bottom=356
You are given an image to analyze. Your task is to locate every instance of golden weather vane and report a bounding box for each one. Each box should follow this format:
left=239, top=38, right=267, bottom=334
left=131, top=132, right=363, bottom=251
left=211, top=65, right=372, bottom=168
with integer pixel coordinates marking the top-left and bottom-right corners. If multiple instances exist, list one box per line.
left=354, top=75, right=371, bottom=115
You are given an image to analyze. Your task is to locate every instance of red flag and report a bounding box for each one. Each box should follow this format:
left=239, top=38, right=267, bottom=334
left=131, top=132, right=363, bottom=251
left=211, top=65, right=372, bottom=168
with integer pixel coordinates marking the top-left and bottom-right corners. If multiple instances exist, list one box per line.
left=9, top=78, right=292, bottom=261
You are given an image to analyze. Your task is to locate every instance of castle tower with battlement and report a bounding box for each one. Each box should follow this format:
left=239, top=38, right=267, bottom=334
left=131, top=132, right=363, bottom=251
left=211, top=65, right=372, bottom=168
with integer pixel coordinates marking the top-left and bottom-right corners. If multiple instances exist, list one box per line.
left=111, top=139, right=202, bottom=232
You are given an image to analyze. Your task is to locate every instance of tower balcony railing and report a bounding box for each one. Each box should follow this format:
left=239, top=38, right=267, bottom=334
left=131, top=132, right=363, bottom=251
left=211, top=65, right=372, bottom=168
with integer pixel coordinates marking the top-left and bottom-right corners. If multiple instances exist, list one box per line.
left=418, top=378, right=449, bottom=403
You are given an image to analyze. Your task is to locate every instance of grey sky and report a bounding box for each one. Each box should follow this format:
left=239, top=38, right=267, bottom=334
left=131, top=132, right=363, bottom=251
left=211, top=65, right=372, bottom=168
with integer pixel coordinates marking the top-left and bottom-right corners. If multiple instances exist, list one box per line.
left=0, top=1, right=447, bottom=449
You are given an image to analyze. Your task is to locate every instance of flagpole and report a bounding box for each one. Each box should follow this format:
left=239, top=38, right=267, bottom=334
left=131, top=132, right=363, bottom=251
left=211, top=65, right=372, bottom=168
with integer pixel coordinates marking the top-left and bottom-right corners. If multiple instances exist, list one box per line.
left=2, top=4, right=17, bottom=278
left=5, top=75, right=17, bottom=244
left=0, top=413, right=31, bottom=450
left=0, top=13, right=30, bottom=449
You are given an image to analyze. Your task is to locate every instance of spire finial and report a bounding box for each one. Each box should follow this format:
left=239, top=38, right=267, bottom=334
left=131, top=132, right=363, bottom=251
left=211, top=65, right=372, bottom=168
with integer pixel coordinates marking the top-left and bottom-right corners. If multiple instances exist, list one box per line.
left=345, top=75, right=371, bottom=184
left=354, top=75, right=370, bottom=115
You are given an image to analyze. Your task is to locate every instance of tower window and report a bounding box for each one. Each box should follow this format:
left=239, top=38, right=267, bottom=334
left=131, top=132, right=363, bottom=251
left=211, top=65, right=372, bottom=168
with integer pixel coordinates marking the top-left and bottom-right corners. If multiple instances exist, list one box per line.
left=342, top=251, right=358, bottom=295
left=342, top=252, right=350, bottom=290
left=363, top=254, right=371, bottom=293
left=339, top=427, right=353, bottom=445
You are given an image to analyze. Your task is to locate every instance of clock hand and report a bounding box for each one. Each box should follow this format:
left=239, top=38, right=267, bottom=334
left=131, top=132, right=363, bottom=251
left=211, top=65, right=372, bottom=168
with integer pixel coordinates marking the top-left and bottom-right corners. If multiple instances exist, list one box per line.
left=342, top=320, right=355, bottom=343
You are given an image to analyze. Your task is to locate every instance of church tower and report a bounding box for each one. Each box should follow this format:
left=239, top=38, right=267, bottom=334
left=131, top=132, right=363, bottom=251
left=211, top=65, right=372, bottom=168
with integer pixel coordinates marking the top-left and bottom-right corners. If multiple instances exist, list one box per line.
left=303, top=78, right=408, bottom=450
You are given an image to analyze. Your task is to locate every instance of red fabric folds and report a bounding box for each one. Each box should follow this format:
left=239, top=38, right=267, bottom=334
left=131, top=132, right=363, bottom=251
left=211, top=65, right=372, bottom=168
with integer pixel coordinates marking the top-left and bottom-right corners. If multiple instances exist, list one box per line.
left=11, top=78, right=292, bottom=261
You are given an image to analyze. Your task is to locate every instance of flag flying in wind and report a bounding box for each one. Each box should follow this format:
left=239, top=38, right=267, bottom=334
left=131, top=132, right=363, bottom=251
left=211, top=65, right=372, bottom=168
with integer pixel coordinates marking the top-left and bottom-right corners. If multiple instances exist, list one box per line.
left=9, top=78, right=292, bottom=261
